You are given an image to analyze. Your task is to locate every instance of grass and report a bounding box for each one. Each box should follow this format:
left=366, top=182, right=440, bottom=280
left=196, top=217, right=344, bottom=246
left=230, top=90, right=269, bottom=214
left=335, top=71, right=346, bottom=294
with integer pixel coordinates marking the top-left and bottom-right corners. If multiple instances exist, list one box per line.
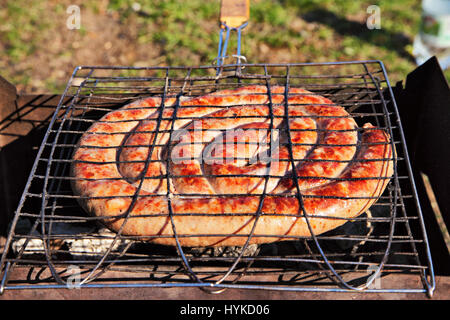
left=0, top=0, right=448, bottom=93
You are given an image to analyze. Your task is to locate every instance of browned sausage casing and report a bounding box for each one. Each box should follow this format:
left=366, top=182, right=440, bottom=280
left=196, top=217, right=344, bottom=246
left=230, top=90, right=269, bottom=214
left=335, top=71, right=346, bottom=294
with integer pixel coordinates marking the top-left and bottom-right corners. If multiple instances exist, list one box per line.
left=71, top=86, right=394, bottom=247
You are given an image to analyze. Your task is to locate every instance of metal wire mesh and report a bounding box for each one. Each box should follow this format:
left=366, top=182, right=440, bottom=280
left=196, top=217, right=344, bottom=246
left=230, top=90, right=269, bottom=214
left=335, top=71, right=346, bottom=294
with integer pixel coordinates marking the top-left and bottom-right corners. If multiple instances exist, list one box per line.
left=0, top=61, right=435, bottom=295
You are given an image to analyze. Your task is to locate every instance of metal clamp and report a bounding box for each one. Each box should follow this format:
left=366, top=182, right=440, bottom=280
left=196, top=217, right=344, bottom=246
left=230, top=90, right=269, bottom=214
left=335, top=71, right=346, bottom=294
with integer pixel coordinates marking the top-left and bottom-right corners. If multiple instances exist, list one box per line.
left=214, top=21, right=248, bottom=70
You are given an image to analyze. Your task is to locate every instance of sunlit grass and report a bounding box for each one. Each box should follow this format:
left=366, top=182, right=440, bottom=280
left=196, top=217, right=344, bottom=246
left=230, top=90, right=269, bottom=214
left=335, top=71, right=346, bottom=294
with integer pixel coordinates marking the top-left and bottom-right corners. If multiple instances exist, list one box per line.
left=0, top=0, right=448, bottom=93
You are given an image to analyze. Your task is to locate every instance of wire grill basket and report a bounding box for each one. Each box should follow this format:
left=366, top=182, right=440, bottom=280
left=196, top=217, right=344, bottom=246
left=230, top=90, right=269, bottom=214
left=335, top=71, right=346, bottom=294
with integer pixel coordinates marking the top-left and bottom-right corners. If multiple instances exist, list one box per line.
left=0, top=61, right=435, bottom=296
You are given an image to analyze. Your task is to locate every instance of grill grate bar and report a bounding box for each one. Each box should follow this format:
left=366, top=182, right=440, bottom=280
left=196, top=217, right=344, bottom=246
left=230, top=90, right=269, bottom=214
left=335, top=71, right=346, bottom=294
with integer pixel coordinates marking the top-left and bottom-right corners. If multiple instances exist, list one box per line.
left=61, top=112, right=394, bottom=122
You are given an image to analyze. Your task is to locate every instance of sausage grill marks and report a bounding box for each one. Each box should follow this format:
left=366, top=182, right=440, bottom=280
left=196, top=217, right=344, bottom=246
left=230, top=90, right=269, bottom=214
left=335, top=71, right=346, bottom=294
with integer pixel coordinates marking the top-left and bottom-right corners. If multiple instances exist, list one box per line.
left=71, top=86, right=394, bottom=247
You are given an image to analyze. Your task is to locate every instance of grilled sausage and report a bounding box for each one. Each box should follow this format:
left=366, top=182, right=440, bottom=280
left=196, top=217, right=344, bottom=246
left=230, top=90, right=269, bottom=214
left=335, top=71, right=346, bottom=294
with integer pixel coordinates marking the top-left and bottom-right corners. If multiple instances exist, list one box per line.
left=71, top=86, right=394, bottom=247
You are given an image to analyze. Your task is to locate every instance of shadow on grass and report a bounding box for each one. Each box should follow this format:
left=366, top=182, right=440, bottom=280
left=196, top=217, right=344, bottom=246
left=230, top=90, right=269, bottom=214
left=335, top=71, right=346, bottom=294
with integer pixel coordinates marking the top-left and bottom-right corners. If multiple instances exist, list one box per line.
left=302, top=8, right=415, bottom=62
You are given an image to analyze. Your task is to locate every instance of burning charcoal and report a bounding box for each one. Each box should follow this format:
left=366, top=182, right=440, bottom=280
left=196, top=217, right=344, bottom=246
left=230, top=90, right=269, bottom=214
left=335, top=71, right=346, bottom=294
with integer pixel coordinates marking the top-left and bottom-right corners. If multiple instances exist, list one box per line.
left=66, top=228, right=131, bottom=260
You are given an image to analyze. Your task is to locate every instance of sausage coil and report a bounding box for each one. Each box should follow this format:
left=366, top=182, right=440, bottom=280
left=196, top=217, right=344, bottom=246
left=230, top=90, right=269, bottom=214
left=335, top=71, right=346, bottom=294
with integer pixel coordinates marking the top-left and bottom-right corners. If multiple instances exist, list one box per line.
left=71, top=86, right=394, bottom=247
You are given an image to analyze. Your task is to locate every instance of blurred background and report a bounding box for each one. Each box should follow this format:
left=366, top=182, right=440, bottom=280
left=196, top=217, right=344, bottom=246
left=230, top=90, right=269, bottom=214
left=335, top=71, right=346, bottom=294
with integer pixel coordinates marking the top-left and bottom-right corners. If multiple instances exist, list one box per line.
left=0, top=0, right=449, bottom=94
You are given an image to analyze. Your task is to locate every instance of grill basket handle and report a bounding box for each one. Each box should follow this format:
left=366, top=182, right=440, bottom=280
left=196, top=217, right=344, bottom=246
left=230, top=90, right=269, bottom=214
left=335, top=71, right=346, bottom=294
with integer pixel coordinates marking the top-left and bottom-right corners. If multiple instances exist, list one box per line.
left=220, top=0, right=250, bottom=28
left=215, top=0, right=250, bottom=69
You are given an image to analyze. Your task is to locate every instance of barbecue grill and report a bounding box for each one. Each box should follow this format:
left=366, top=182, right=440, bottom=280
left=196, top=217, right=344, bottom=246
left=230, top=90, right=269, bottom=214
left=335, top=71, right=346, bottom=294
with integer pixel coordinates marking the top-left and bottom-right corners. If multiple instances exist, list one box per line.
left=0, top=1, right=436, bottom=297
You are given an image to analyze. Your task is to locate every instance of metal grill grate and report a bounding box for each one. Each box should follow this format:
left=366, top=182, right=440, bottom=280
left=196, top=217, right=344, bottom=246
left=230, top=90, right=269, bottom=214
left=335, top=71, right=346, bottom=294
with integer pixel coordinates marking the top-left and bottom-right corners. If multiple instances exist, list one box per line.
left=0, top=61, right=435, bottom=296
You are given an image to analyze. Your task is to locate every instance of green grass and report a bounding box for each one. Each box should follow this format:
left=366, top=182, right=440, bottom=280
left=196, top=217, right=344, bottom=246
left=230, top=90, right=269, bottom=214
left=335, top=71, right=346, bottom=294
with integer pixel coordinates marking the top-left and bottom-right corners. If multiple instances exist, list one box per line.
left=0, top=0, right=448, bottom=93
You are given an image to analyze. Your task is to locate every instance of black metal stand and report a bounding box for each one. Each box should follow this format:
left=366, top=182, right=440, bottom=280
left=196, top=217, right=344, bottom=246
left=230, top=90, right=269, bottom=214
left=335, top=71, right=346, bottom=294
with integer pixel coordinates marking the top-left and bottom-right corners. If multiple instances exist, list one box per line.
left=393, top=56, right=450, bottom=275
